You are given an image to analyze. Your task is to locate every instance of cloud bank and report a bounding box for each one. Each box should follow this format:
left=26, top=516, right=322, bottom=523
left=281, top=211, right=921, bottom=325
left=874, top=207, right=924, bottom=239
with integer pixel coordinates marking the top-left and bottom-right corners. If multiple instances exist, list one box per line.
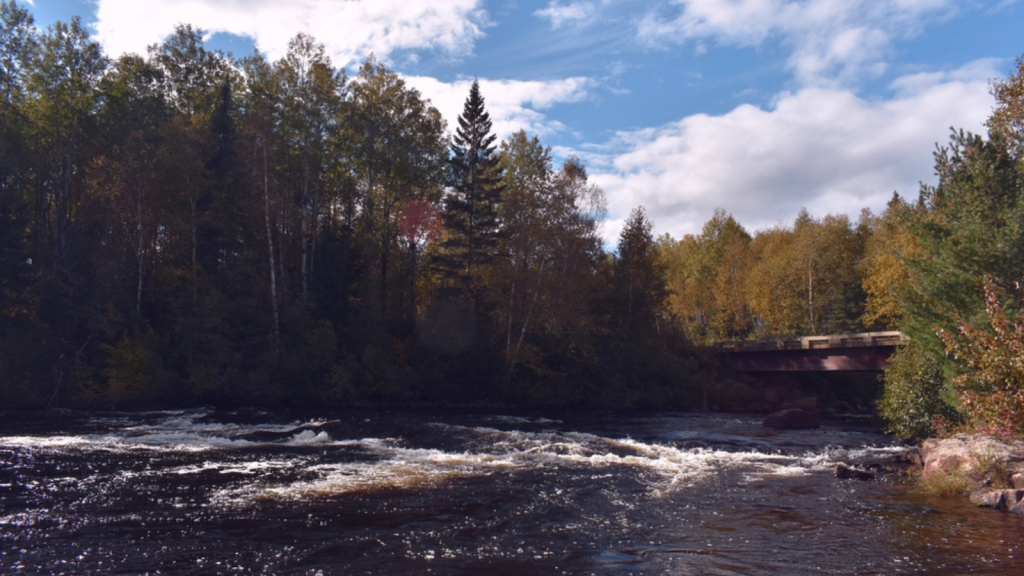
left=93, top=0, right=488, bottom=66
left=590, top=60, right=997, bottom=243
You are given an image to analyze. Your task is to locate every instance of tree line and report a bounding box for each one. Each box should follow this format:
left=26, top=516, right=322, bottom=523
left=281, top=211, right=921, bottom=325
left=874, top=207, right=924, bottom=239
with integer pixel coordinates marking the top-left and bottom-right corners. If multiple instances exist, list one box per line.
left=5, top=1, right=1022, bottom=429
left=653, top=54, right=1024, bottom=438
left=0, top=3, right=700, bottom=410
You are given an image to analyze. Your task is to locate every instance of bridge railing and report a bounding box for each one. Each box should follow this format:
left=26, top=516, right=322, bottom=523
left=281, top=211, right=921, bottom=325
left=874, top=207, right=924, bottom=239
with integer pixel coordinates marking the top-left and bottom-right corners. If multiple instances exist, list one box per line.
left=713, top=331, right=905, bottom=352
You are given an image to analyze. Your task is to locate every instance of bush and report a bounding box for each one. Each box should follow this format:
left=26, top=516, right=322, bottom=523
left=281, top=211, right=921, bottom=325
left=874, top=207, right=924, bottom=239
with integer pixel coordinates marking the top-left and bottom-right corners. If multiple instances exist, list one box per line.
left=938, top=279, right=1024, bottom=438
left=878, top=341, right=952, bottom=441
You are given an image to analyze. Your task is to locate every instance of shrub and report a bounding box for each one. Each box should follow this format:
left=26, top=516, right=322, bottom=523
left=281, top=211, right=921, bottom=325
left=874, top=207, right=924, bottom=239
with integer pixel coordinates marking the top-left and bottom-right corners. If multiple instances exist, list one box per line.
left=878, top=341, right=952, bottom=441
left=937, top=279, right=1024, bottom=438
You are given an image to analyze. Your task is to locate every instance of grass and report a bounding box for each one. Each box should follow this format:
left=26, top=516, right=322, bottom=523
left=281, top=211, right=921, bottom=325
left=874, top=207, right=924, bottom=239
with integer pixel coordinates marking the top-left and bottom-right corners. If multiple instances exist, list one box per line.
left=919, top=466, right=977, bottom=497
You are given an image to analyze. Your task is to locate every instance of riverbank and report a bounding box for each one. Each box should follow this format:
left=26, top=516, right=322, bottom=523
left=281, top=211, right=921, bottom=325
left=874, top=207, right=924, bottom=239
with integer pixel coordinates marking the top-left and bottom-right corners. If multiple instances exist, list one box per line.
left=915, top=434, right=1024, bottom=514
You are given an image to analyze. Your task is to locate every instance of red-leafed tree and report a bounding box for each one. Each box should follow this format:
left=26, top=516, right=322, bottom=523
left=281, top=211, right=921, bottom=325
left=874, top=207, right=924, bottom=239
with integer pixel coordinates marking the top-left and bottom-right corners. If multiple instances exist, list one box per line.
left=938, top=278, right=1024, bottom=437
left=398, top=198, right=442, bottom=314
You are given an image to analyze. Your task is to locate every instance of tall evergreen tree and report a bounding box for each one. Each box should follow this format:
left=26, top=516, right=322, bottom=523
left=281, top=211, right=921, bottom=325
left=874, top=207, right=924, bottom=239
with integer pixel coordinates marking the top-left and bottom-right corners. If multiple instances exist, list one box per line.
left=439, top=80, right=502, bottom=295
left=614, top=206, right=665, bottom=339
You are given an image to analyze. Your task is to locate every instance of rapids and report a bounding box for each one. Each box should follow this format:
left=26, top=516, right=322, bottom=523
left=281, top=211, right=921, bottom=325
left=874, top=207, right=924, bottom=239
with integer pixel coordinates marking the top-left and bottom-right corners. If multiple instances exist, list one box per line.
left=2, top=409, right=1022, bottom=574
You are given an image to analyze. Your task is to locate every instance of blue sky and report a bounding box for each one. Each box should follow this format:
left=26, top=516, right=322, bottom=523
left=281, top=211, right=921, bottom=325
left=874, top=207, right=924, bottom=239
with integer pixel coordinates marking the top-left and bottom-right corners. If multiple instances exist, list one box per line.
left=18, top=0, right=1024, bottom=241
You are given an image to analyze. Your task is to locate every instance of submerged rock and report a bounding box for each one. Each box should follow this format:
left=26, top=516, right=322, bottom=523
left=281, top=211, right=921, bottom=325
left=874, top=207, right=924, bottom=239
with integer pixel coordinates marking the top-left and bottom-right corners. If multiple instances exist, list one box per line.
left=835, top=463, right=875, bottom=481
left=762, top=408, right=820, bottom=430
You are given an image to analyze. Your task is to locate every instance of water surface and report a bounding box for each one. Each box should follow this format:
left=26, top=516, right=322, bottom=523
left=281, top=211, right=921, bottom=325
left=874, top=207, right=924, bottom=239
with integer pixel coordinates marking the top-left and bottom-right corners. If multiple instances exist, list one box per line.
left=2, top=409, right=1022, bottom=574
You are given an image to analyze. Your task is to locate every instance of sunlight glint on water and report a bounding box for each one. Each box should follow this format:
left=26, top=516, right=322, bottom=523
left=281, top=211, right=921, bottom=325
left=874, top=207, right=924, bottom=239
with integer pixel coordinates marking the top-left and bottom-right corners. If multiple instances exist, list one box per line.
left=2, top=409, right=1022, bottom=575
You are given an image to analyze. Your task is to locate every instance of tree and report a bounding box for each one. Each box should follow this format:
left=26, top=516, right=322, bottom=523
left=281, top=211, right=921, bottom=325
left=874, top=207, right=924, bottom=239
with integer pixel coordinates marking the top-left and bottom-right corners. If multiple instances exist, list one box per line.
left=898, top=128, right=1024, bottom=381
left=346, top=58, right=446, bottom=325
left=937, top=279, right=1024, bottom=437
left=877, top=341, right=949, bottom=441
left=659, top=210, right=751, bottom=344
left=24, top=17, right=106, bottom=269
left=988, top=56, right=1024, bottom=155
left=238, top=51, right=282, bottom=342
left=876, top=61, right=1024, bottom=436
left=149, top=26, right=231, bottom=298
left=438, top=80, right=503, bottom=295
left=491, top=134, right=606, bottom=378
left=745, top=210, right=863, bottom=337
left=860, top=194, right=916, bottom=330
left=615, top=206, right=664, bottom=339
left=275, top=34, right=344, bottom=296
left=0, top=0, right=35, bottom=319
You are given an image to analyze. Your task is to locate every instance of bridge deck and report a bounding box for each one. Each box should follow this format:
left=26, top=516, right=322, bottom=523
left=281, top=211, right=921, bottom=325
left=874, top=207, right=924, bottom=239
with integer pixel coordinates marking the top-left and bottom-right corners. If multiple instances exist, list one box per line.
left=713, top=331, right=905, bottom=372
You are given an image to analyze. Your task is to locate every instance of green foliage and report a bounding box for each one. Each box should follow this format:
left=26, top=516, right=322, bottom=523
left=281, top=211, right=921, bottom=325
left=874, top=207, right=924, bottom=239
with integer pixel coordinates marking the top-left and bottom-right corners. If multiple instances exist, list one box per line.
left=898, top=128, right=1024, bottom=386
left=878, top=341, right=953, bottom=441
left=437, top=80, right=503, bottom=296
left=615, top=206, right=665, bottom=339
left=0, top=2, right=709, bottom=412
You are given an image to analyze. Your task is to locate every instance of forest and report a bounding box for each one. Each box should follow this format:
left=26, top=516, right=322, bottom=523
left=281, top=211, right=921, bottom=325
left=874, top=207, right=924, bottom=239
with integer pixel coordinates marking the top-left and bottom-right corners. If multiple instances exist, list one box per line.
left=2, top=1, right=1024, bottom=433
left=0, top=3, right=699, bottom=410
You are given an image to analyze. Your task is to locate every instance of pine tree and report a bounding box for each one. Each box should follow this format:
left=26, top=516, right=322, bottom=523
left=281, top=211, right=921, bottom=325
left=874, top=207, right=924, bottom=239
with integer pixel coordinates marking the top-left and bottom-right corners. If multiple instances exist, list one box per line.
left=438, top=80, right=503, bottom=296
left=615, top=206, right=665, bottom=338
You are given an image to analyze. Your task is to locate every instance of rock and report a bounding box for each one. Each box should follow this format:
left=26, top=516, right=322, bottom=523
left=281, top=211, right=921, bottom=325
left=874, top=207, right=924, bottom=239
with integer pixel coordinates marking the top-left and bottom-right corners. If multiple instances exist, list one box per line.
left=969, top=489, right=1024, bottom=510
left=763, top=408, right=820, bottom=430
left=1013, top=473, right=1024, bottom=490
left=919, top=434, right=1024, bottom=478
left=1011, top=499, right=1024, bottom=516
left=835, top=463, right=875, bottom=481
left=970, top=490, right=1008, bottom=509
left=906, top=449, right=923, bottom=467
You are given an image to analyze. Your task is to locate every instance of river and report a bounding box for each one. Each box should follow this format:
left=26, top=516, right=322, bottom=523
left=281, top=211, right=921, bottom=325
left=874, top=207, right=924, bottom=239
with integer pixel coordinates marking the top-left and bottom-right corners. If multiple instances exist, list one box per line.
left=2, top=409, right=1022, bottom=575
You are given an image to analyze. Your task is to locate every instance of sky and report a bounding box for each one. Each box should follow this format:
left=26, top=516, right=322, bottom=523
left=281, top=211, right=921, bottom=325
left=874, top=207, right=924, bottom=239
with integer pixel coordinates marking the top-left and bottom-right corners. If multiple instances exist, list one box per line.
left=17, top=0, right=1024, bottom=243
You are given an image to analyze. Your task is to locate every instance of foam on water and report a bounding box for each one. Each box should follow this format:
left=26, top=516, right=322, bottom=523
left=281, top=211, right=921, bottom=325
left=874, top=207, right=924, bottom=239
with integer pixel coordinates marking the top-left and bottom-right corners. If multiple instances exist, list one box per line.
left=0, top=409, right=343, bottom=453
left=233, top=423, right=906, bottom=503
left=2, top=410, right=909, bottom=511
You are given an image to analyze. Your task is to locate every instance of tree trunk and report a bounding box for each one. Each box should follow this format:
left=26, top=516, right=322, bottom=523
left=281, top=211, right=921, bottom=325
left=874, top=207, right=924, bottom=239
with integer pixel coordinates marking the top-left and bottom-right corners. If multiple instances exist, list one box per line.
left=189, top=191, right=197, bottom=303
left=510, top=258, right=547, bottom=377
left=135, top=170, right=144, bottom=315
left=301, top=159, right=309, bottom=297
left=262, top=143, right=279, bottom=344
left=807, top=255, right=815, bottom=334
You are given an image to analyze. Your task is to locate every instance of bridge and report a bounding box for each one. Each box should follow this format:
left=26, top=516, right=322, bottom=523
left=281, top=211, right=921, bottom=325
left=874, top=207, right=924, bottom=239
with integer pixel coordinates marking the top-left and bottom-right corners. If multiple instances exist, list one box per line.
left=713, top=331, right=905, bottom=372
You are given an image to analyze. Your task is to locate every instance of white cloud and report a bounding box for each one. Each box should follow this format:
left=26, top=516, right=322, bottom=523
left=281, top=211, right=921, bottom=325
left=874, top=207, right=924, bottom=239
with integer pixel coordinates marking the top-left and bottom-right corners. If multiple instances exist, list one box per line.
left=535, top=1, right=595, bottom=28
left=93, top=0, right=487, bottom=67
left=404, top=75, right=595, bottom=139
left=638, top=0, right=958, bottom=86
left=588, top=60, right=997, bottom=244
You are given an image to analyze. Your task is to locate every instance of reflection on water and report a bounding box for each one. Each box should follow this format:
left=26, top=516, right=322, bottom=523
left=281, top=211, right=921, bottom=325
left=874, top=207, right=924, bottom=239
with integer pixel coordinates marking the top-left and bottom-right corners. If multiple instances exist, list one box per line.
left=1, top=409, right=1022, bottom=574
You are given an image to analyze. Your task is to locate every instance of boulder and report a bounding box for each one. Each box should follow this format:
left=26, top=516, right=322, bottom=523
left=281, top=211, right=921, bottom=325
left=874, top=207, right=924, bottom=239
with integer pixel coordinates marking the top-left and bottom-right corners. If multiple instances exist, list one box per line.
left=1011, top=499, right=1024, bottom=516
left=919, top=434, right=1024, bottom=478
left=969, top=489, right=1024, bottom=511
left=763, top=408, right=820, bottom=430
left=1013, top=473, right=1024, bottom=490
left=835, top=463, right=875, bottom=481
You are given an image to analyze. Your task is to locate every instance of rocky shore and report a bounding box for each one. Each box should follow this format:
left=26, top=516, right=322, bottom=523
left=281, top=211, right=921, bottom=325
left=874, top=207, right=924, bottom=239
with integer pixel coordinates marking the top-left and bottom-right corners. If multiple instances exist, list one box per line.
left=915, top=434, right=1024, bottom=514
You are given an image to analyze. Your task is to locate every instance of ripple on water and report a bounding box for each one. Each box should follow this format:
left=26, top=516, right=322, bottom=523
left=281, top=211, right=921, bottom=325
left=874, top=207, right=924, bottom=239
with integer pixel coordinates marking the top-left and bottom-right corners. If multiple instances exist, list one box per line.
left=3, top=410, right=1021, bottom=575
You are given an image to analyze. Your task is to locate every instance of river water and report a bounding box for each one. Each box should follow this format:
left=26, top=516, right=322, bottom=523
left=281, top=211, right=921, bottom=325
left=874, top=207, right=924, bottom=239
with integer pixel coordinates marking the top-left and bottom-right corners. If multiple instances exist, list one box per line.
left=1, top=409, right=1022, bottom=575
